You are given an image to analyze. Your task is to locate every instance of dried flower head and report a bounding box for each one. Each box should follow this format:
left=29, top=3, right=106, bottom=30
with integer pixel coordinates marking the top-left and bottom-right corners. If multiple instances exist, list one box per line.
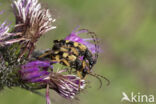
left=3, top=0, right=57, bottom=58
left=46, top=72, right=86, bottom=99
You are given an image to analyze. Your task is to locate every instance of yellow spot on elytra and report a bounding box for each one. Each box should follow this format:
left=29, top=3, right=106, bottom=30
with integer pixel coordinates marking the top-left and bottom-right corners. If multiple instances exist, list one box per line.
left=71, top=47, right=79, bottom=56
left=55, top=55, right=60, bottom=61
left=74, top=42, right=79, bottom=47
left=63, top=53, right=68, bottom=58
left=66, top=40, right=69, bottom=43
left=68, top=55, right=77, bottom=61
left=60, top=47, right=68, bottom=52
left=54, top=51, right=59, bottom=54
left=79, top=44, right=87, bottom=51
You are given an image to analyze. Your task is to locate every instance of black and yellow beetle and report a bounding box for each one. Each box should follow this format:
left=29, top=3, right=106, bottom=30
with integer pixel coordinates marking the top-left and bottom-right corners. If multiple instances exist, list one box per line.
left=38, top=31, right=110, bottom=87
left=39, top=39, right=96, bottom=78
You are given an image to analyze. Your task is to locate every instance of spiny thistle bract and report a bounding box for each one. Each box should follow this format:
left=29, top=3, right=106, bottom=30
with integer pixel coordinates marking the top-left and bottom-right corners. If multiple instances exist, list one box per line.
left=0, top=0, right=106, bottom=104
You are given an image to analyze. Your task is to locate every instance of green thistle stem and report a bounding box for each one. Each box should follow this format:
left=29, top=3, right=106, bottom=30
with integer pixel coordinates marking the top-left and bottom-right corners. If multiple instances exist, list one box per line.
left=0, top=43, right=38, bottom=90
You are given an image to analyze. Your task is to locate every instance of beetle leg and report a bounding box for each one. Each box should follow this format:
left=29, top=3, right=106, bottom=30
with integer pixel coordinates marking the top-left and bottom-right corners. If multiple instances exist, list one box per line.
left=39, top=50, right=52, bottom=58
left=61, top=59, right=70, bottom=67
left=77, top=71, right=82, bottom=91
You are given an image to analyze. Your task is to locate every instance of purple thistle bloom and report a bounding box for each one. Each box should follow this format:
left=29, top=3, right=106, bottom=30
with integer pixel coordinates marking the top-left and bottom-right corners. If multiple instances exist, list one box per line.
left=65, top=27, right=100, bottom=54
left=20, top=60, right=52, bottom=83
left=20, top=60, right=86, bottom=104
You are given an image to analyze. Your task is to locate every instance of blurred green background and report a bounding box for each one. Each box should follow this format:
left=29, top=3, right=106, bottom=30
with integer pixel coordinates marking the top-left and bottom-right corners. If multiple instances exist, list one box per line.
left=0, top=0, right=156, bottom=104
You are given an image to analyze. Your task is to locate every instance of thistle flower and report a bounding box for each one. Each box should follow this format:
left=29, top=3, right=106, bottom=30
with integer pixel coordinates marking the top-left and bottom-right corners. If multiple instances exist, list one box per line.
left=65, top=27, right=100, bottom=54
left=19, top=60, right=52, bottom=83
left=20, top=60, right=86, bottom=104
left=46, top=72, right=86, bottom=99
left=12, top=0, right=56, bottom=34
left=0, top=0, right=100, bottom=103
left=0, top=0, right=56, bottom=59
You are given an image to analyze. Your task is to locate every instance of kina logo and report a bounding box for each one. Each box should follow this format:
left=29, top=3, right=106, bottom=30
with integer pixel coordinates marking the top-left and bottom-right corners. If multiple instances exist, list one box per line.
left=121, top=92, right=155, bottom=103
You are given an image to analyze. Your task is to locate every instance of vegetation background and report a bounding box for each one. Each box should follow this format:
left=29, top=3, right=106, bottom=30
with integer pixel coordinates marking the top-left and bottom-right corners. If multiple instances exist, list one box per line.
left=0, top=0, right=156, bottom=104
